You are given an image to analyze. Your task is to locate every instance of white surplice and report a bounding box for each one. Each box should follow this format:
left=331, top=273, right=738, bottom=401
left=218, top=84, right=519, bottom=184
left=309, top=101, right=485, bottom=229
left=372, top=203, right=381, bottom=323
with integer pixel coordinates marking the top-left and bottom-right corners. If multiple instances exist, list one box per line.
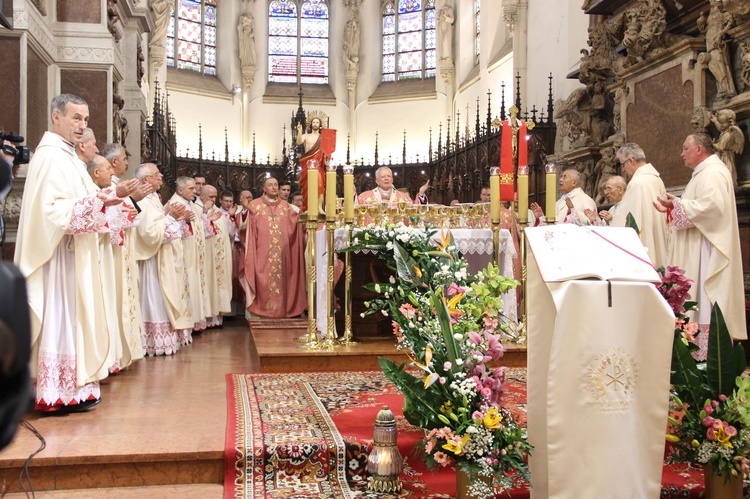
left=15, top=132, right=117, bottom=408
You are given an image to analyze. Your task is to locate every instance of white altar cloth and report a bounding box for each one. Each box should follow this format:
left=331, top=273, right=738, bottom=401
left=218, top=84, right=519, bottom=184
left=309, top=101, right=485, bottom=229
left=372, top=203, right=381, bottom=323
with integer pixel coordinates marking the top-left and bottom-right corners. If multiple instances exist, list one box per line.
left=313, top=228, right=517, bottom=335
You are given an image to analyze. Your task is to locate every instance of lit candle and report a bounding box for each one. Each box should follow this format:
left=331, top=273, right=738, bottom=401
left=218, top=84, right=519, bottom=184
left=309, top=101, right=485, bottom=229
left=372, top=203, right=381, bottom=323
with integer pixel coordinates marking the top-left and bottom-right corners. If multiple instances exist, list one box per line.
left=518, top=165, right=529, bottom=224
left=326, top=162, right=337, bottom=221
left=307, top=160, right=319, bottom=219
left=343, top=164, right=354, bottom=222
left=545, top=163, right=556, bottom=222
left=490, top=166, right=500, bottom=224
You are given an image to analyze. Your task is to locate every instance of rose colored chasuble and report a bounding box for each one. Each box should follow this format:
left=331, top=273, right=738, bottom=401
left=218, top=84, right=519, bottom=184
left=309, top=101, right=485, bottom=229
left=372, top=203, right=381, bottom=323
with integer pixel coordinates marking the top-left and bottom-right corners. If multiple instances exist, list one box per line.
left=244, top=197, right=306, bottom=318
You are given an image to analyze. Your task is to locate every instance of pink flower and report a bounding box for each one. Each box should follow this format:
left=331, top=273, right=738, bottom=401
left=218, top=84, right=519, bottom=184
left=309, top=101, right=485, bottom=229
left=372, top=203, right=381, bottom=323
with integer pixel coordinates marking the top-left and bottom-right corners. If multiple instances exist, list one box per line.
left=425, top=439, right=436, bottom=454
left=719, top=394, right=728, bottom=402
left=446, top=283, right=465, bottom=297
left=433, top=451, right=451, bottom=467
left=399, top=303, right=417, bottom=319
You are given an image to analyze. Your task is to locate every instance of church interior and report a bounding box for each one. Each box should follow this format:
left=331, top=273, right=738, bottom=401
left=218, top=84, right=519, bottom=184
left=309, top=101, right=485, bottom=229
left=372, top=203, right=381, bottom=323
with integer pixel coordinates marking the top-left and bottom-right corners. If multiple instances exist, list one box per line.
left=3, top=0, right=750, bottom=496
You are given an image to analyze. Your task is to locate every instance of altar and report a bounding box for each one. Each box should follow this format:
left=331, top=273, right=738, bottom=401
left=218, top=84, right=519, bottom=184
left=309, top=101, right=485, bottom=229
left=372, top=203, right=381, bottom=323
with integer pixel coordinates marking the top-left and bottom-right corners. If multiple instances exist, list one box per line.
left=313, top=227, right=518, bottom=338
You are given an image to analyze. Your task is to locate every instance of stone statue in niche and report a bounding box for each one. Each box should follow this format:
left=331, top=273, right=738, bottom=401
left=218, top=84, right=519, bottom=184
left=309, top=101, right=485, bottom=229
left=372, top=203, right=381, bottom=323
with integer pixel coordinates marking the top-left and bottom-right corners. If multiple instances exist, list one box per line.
left=113, top=92, right=125, bottom=146
left=107, top=0, right=120, bottom=37
left=576, top=160, right=596, bottom=198
left=698, top=0, right=737, bottom=101
left=593, top=145, right=620, bottom=204
left=691, top=106, right=712, bottom=133
left=437, top=0, right=455, bottom=62
left=556, top=82, right=611, bottom=150
left=149, top=0, right=175, bottom=52
left=237, top=1, right=256, bottom=68
left=343, top=8, right=361, bottom=72
left=739, top=42, right=750, bottom=91
left=711, top=108, right=745, bottom=187
left=137, top=41, right=145, bottom=87
left=141, top=116, right=152, bottom=163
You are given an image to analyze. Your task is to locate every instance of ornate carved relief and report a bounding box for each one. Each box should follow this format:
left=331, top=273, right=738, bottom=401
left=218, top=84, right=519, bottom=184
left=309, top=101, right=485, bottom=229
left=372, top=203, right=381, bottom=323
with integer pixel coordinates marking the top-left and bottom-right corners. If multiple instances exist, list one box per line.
left=58, top=46, right=114, bottom=64
left=107, top=0, right=121, bottom=37
left=622, top=0, right=684, bottom=67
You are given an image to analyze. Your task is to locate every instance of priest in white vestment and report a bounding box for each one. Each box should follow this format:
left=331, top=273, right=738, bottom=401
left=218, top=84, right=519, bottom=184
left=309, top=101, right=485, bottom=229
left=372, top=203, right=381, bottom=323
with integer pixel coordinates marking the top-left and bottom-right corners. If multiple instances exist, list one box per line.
left=169, top=176, right=207, bottom=334
left=585, top=176, right=626, bottom=226
left=532, top=169, right=597, bottom=226
left=199, top=185, right=231, bottom=327
left=15, top=94, right=124, bottom=412
left=656, top=133, right=746, bottom=357
left=132, top=164, right=192, bottom=355
left=101, top=144, right=148, bottom=370
left=613, top=143, right=670, bottom=267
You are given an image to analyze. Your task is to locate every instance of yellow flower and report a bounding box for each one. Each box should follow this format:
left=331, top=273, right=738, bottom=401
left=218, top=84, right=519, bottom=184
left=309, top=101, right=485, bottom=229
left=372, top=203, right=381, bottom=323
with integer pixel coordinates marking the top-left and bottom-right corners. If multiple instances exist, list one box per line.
left=440, top=401, right=454, bottom=416
left=413, top=266, right=423, bottom=278
left=483, top=407, right=503, bottom=429
left=442, top=434, right=471, bottom=455
left=715, top=425, right=734, bottom=448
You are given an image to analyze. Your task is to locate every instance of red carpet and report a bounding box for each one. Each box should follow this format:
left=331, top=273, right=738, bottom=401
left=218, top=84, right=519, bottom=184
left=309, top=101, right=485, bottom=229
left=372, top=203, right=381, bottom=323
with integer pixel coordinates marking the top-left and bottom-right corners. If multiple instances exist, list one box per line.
left=225, top=369, right=712, bottom=498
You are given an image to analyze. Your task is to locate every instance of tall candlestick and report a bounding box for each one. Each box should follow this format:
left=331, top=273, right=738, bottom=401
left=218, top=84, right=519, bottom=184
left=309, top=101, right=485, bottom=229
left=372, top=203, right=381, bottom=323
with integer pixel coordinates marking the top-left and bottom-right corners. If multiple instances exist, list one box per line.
left=326, top=163, right=337, bottom=221
left=343, top=164, right=354, bottom=222
left=518, top=165, right=529, bottom=224
left=545, top=163, right=556, bottom=222
left=490, top=166, right=500, bottom=223
left=307, top=160, right=319, bottom=219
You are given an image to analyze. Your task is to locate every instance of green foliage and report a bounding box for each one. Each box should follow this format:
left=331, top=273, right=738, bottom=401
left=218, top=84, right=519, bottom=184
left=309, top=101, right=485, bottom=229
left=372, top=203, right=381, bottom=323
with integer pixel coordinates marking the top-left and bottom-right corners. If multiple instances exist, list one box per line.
left=706, top=304, right=747, bottom=399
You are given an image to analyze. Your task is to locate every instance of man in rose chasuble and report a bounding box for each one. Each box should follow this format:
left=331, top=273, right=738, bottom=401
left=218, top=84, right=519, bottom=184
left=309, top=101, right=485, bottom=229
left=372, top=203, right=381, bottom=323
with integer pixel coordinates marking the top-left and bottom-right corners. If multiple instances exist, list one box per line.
left=243, top=177, right=306, bottom=318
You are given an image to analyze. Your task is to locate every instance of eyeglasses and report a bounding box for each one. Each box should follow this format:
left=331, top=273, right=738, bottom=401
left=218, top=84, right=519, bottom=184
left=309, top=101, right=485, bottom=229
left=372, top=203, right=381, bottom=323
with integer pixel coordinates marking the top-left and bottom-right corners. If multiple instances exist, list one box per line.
left=619, top=157, right=632, bottom=167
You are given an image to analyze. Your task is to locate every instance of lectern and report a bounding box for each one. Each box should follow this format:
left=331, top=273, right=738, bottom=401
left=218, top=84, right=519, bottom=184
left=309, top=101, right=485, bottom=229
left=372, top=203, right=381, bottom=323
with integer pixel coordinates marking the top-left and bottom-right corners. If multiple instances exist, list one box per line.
left=525, top=225, right=675, bottom=498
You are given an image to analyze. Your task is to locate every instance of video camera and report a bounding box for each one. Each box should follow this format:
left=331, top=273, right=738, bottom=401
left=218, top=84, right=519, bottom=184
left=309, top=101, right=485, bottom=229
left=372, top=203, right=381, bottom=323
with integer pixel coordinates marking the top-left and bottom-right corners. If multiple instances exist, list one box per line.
left=0, top=132, right=30, bottom=166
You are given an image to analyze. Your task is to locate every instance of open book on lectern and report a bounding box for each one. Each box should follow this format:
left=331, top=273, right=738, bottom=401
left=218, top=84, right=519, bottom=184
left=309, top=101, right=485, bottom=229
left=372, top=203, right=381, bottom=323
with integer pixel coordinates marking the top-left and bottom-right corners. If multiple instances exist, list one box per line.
left=525, top=225, right=661, bottom=283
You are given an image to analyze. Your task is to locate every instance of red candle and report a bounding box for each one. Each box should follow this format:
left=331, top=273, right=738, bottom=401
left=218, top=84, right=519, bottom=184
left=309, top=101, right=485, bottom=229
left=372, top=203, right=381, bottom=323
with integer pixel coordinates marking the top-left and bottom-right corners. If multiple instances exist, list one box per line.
left=500, top=120, right=513, bottom=201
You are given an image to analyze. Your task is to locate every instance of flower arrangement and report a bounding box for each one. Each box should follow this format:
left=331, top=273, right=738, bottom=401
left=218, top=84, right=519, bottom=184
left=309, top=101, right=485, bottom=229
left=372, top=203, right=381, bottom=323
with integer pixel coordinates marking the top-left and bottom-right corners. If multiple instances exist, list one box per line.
left=658, top=266, right=750, bottom=482
left=347, top=223, right=531, bottom=497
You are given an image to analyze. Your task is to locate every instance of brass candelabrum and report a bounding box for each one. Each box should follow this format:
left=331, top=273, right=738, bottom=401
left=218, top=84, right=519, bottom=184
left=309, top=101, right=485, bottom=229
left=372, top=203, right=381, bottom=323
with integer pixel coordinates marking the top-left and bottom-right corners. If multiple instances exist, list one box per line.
left=321, top=163, right=339, bottom=349
left=341, top=165, right=356, bottom=343
left=298, top=160, right=321, bottom=350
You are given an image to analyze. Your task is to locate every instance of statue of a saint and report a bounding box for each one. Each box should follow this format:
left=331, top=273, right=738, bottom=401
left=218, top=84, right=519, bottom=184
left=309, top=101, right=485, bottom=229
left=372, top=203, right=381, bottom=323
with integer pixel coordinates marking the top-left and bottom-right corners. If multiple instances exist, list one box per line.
left=437, top=0, right=455, bottom=61
left=297, top=117, right=327, bottom=214
left=699, top=0, right=737, bottom=100
left=237, top=2, right=256, bottom=68
left=149, top=0, right=175, bottom=50
left=711, top=108, right=745, bottom=187
left=343, top=8, right=361, bottom=72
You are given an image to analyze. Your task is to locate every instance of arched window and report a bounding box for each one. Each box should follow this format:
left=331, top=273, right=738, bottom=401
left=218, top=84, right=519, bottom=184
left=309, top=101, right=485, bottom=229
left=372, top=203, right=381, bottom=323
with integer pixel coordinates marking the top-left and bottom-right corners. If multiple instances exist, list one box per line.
left=382, top=0, right=436, bottom=82
left=166, top=0, right=217, bottom=76
left=475, top=0, right=481, bottom=65
left=268, top=0, right=329, bottom=85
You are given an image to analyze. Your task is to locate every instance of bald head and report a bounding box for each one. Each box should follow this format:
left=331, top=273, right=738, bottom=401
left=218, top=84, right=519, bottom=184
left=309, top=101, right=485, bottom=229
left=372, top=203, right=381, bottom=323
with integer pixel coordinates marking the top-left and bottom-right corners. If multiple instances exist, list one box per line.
left=604, top=175, right=626, bottom=204
left=87, top=154, right=112, bottom=189
left=200, top=184, right=218, bottom=209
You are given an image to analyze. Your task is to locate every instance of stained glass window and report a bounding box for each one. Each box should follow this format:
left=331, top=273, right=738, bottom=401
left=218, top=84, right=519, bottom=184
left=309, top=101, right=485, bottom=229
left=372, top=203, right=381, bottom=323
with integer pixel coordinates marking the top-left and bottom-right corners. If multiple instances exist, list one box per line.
left=268, top=0, right=329, bottom=84
left=166, top=0, right=217, bottom=76
left=382, top=0, right=435, bottom=82
left=475, top=0, right=480, bottom=65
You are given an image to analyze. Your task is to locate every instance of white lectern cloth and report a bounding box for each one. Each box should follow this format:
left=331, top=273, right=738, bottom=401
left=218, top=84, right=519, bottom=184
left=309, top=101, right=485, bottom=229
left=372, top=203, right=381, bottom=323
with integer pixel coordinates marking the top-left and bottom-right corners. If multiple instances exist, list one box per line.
left=527, top=255, right=674, bottom=498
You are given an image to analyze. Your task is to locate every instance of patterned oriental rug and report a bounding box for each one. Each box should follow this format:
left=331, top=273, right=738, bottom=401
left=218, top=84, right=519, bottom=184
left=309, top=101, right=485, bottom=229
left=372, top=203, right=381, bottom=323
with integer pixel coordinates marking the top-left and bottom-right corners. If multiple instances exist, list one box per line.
left=225, top=370, right=709, bottom=498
